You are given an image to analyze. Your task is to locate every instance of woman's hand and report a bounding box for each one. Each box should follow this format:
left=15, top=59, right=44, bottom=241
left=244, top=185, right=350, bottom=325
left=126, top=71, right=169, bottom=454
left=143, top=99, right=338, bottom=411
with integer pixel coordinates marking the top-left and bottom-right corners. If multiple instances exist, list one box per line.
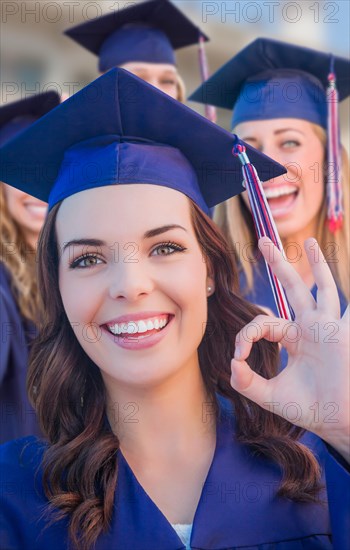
left=230, top=237, right=349, bottom=462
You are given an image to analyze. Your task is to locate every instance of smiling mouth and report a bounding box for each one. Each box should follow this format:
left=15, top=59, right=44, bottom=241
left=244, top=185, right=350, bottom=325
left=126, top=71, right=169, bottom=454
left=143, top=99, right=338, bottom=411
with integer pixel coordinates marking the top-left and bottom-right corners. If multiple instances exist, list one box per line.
left=264, top=185, right=299, bottom=214
left=105, top=314, right=172, bottom=340
left=24, top=203, right=47, bottom=214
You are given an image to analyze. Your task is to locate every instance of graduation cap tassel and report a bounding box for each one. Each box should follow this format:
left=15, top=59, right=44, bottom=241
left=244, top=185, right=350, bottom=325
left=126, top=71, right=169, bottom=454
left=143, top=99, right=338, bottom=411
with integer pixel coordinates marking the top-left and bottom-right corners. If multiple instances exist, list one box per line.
left=198, top=35, right=217, bottom=124
left=232, top=144, right=294, bottom=321
left=326, top=59, right=343, bottom=233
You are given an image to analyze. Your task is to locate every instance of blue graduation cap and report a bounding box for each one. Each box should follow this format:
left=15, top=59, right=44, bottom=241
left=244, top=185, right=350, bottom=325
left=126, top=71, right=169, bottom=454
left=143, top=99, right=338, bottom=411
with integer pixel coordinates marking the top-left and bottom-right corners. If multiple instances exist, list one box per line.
left=0, top=92, right=60, bottom=146
left=189, top=37, right=350, bottom=232
left=0, top=68, right=285, bottom=215
left=64, top=0, right=209, bottom=73
left=189, top=38, right=350, bottom=128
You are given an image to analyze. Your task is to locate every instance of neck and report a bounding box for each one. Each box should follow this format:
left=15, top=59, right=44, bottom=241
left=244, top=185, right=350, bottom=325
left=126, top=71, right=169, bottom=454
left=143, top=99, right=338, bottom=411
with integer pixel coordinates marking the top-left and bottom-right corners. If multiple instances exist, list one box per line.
left=104, top=360, right=214, bottom=460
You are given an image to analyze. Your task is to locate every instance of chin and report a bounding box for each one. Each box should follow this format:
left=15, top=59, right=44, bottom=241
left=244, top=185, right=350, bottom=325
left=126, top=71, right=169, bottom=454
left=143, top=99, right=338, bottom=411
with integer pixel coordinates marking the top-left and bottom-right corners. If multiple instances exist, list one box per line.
left=100, top=359, right=177, bottom=388
left=21, top=218, right=44, bottom=233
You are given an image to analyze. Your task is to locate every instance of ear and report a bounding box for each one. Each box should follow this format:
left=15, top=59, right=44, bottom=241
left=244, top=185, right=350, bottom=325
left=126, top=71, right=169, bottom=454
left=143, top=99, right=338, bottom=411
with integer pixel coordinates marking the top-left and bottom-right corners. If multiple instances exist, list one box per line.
left=206, top=276, right=215, bottom=296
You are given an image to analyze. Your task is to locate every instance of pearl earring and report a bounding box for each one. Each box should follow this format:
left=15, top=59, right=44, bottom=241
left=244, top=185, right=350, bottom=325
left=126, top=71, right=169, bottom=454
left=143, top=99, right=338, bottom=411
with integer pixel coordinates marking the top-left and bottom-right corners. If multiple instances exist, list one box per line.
left=207, top=285, right=212, bottom=294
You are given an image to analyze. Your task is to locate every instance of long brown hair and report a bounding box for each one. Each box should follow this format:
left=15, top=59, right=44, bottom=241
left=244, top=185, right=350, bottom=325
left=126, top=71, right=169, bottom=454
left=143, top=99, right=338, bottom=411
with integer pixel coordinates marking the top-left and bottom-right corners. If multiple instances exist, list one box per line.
left=28, top=199, right=321, bottom=549
left=215, top=125, right=349, bottom=300
left=0, top=182, right=41, bottom=324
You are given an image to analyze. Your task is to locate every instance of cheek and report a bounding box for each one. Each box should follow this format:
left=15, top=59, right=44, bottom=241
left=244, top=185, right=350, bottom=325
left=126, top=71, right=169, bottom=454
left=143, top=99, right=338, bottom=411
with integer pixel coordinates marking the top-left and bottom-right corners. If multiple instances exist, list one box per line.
left=159, top=86, right=177, bottom=100
left=288, top=142, right=324, bottom=181
left=157, top=78, right=178, bottom=99
left=59, top=272, right=101, bottom=328
left=5, top=193, right=22, bottom=223
left=300, top=146, right=325, bottom=201
left=169, top=86, right=178, bottom=100
left=169, top=90, right=178, bottom=100
left=60, top=278, right=104, bottom=348
left=162, top=256, right=208, bottom=321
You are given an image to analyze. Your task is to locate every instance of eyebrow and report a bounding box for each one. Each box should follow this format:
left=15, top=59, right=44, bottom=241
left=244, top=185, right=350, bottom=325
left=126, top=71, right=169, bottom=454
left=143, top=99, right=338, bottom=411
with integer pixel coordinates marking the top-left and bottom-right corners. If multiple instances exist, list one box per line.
left=242, top=128, right=305, bottom=142
left=62, top=225, right=187, bottom=252
left=133, top=69, right=176, bottom=77
left=144, top=224, right=187, bottom=238
left=274, top=128, right=305, bottom=136
left=62, top=238, right=105, bottom=252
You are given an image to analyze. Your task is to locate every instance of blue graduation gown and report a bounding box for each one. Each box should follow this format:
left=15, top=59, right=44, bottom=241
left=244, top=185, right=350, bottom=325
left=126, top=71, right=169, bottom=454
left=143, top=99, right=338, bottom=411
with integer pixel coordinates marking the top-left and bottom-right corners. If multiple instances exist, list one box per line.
left=239, top=259, right=348, bottom=371
left=1, top=398, right=349, bottom=549
left=0, top=262, right=41, bottom=443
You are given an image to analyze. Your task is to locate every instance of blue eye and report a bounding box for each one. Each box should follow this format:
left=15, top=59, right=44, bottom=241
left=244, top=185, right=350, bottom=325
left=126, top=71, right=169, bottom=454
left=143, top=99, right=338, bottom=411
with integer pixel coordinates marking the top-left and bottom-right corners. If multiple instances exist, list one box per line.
left=282, top=140, right=300, bottom=148
left=151, top=242, right=186, bottom=256
left=70, top=254, right=104, bottom=269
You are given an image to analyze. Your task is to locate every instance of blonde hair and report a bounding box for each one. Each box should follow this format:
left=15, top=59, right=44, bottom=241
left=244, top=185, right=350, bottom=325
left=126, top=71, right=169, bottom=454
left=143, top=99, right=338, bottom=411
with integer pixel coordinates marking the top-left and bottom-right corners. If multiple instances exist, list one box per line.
left=0, top=183, right=41, bottom=323
left=215, top=124, right=350, bottom=301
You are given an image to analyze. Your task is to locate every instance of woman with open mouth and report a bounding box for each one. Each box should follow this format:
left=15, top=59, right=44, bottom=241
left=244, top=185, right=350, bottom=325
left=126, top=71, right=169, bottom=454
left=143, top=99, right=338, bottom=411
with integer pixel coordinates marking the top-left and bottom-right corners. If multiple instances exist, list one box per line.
left=189, top=38, right=349, bottom=328
left=0, top=92, right=60, bottom=443
left=0, top=69, right=348, bottom=549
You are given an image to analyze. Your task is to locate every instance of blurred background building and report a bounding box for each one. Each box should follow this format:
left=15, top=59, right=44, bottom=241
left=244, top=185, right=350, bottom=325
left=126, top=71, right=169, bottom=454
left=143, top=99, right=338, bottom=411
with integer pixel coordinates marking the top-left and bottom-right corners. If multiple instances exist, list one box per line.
left=1, top=0, right=349, bottom=148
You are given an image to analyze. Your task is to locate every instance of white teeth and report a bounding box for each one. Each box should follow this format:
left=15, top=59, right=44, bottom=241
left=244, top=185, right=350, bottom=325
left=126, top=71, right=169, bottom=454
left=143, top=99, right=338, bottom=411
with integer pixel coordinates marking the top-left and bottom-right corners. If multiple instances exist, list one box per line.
left=127, top=323, right=137, bottom=334
left=137, top=320, right=148, bottom=333
left=107, top=316, right=169, bottom=336
left=25, top=205, right=47, bottom=215
left=26, top=205, right=47, bottom=211
left=264, top=185, right=298, bottom=199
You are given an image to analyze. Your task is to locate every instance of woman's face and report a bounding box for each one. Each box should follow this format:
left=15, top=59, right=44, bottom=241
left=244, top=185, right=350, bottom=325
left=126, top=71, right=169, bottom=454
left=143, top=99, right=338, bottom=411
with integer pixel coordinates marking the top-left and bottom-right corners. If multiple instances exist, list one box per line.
left=235, top=118, right=325, bottom=240
left=56, top=185, right=213, bottom=390
left=119, top=62, right=178, bottom=99
left=2, top=184, right=47, bottom=245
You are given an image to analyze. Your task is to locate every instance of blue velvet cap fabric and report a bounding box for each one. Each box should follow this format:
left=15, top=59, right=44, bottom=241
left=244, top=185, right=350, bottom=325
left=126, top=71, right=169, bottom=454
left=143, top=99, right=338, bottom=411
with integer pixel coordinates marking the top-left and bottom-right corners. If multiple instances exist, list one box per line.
left=98, top=25, right=175, bottom=71
left=0, top=92, right=60, bottom=146
left=231, top=69, right=328, bottom=129
left=189, top=38, right=350, bottom=129
left=0, top=68, right=286, bottom=213
left=52, top=136, right=203, bottom=210
left=64, top=0, right=208, bottom=72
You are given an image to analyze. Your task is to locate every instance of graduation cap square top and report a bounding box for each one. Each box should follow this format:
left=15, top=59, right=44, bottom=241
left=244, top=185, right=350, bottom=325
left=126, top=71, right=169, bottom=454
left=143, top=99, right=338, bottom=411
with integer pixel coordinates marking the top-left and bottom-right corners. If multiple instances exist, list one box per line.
left=64, top=0, right=209, bottom=72
left=0, top=91, right=60, bottom=146
left=189, top=38, right=350, bottom=129
left=0, top=68, right=285, bottom=214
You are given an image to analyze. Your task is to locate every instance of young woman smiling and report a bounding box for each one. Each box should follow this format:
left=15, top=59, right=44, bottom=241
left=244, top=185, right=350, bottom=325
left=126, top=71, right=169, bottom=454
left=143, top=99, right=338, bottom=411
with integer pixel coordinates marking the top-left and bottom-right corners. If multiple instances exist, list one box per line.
left=0, top=69, right=348, bottom=550
left=190, top=38, right=349, bottom=317
left=0, top=92, right=60, bottom=443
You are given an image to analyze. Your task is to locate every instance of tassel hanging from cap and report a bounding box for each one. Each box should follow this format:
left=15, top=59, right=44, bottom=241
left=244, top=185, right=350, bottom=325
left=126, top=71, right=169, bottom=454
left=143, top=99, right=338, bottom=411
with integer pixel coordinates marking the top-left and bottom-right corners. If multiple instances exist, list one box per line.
left=327, top=58, right=343, bottom=233
left=198, top=34, right=217, bottom=123
left=232, top=144, right=294, bottom=321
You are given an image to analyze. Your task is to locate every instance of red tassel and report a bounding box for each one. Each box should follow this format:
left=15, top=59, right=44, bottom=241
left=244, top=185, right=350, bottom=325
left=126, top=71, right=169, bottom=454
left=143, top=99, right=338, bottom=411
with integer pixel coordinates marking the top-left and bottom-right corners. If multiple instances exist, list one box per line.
left=232, top=143, right=294, bottom=321
left=328, top=214, right=343, bottom=233
left=326, top=62, right=343, bottom=233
